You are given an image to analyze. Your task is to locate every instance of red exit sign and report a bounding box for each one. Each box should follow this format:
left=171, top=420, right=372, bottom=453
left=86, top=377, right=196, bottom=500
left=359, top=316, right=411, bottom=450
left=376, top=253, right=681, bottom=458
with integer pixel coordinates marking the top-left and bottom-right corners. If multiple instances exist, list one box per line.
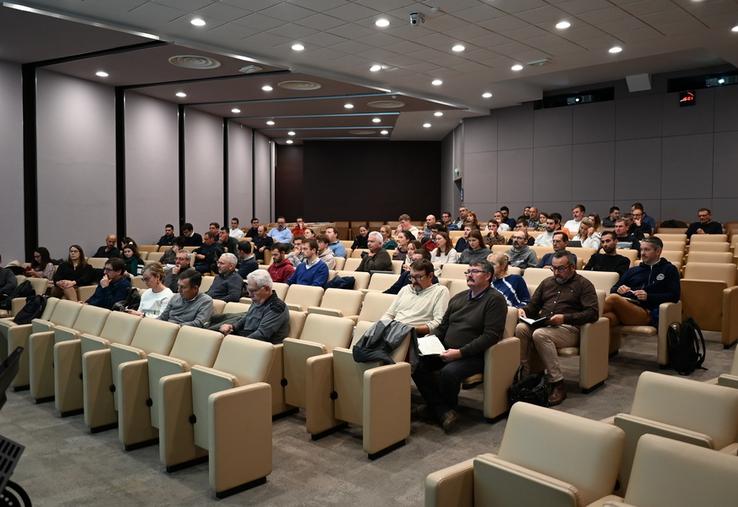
left=679, top=90, right=696, bottom=107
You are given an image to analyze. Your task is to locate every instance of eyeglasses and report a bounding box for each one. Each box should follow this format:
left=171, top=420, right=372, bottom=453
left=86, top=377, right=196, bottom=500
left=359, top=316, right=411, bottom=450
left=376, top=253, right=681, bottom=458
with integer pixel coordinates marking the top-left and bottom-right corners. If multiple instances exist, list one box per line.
left=552, top=265, right=572, bottom=272
left=409, top=273, right=427, bottom=280
left=464, top=269, right=485, bottom=275
left=103, top=267, right=112, bottom=272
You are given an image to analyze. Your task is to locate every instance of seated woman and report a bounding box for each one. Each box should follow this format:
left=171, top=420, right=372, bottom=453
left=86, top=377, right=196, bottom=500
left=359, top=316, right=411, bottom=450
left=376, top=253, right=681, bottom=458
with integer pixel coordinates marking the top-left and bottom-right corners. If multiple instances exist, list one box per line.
left=379, top=225, right=397, bottom=250
left=253, top=225, right=274, bottom=261
left=464, top=211, right=480, bottom=230
left=459, top=229, right=490, bottom=265
left=454, top=225, right=472, bottom=252
left=351, top=225, right=369, bottom=249
left=484, top=221, right=506, bottom=246
left=488, top=252, right=529, bottom=308
left=402, top=240, right=422, bottom=268
left=127, top=263, right=173, bottom=318
left=121, top=242, right=144, bottom=276
left=25, top=246, right=55, bottom=281
left=51, top=245, right=97, bottom=301
left=302, top=227, right=315, bottom=240
left=430, top=231, right=459, bottom=276
left=392, top=230, right=415, bottom=261
left=574, top=217, right=601, bottom=250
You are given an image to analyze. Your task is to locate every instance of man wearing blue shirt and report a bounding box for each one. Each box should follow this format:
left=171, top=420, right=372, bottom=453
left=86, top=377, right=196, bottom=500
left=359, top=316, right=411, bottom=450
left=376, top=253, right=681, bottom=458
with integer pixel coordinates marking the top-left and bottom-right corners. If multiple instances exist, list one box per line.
left=325, top=226, right=347, bottom=258
left=288, top=239, right=328, bottom=287
left=268, top=217, right=293, bottom=244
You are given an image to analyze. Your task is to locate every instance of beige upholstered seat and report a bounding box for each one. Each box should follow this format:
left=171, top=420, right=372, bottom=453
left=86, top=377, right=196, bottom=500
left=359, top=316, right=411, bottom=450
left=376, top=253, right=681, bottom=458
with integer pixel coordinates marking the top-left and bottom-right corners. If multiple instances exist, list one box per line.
left=390, top=260, right=403, bottom=274
left=654, top=233, right=687, bottom=242
left=138, top=244, right=159, bottom=253
left=350, top=248, right=368, bottom=258
left=686, top=251, right=734, bottom=264
left=333, top=269, right=368, bottom=289
left=716, top=346, right=738, bottom=389
left=284, top=284, right=324, bottom=311
left=615, top=249, right=638, bottom=266
left=158, top=336, right=273, bottom=497
left=343, top=257, right=362, bottom=271
left=611, top=301, right=683, bottom=366
left=660, top=250, right=684, bottom=265
left=608, top=371, right=738, bottom=490
left=87, top=257, right=108, bottom=269
left=117, top=326, right=223, bottom=449
left=211, top=299, right=227, bottom=315
left=199, top=276, right=215, bottom=292
left=689, top=241, right=729, bottom=252
left=222, top=301, right=250, bottom=314
left=82, top=318, right=178, bottom=431
left=522, top=267, right=554, bottom=286
left=690, top=233, right=728, bottom=243
left=579, top=271, right=619, bottom=292
left=333, top=256, right=346, bottom=270
left=590, top=434, right=738, bottom=507
left=271, top=282, right=288, bottom=300
left=3, top=277, right=49, bottom=317
left=680, top=262, right=738, bottom=347
left=568, top=247, right=597, bottom=265
left=440, top=263, right=469, bottom=280
left=307, top=288, right=363, bottom=318
left=365, top=273, right=397, bottom=292
left=353, top=292, right=396, bottom=323
left=425, top=402, right=625, bottom=507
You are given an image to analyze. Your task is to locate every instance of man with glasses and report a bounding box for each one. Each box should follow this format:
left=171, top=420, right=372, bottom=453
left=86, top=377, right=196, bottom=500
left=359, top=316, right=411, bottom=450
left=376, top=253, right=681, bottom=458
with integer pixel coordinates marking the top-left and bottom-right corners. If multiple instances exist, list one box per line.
left=537, top=232, right=577, bottom=268
left=584, top=231, right=630, bottom=277
left=629, top=205, right=653, bottom=237
left=412, top=260, right=507, bottom=432
left=631, top=202, right=656, bottom=232
left=206, top=253, right=242, bottom=303
left=158, top=268, right=213, bottom=327
left=507, top=231, right=538, bottom=269
left=686, top=207, right=723, bottom=238
left=86, top=257, right=131, bottom=309
left=218, top=269, right=289, bottom=344
left=269, top=216, right=293, bottom=244
left=515, top=251, right=598, bottom=406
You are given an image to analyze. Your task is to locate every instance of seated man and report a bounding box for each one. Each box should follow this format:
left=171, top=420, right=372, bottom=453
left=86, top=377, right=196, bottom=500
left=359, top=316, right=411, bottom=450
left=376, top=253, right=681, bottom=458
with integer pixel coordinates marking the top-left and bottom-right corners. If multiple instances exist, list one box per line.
left=237, top=241, right=258, bottom=279
left=229, top=217, right=244, bottom=240
left=158, top=237, right=184, bottom=266
left=603, top=237, right=680, bottom=327
left=286, top=236, right=305, bottom=267
left=631, top=202, right=656, bottom=233
left=219, top=270, right=290, bottom=344
left=686, top=207, right=723, bottom=238
left=584, top=231, right=631, bottom=277
left=506, top=220, right=534, bottom=245
left=206, top=253, right=242, bottom=303
left=246, top=217, right=260, bottom=239
left=288, top=238, right=328, bottom=287
left=325, top=226, right=347, bottom=258
left=384, top=248, right=438, bottom=295
left=507, top=231, right=538, bottom=268
left=218, top=227, right=239, bottom=254
left=316, top=234, right=337, bottom=270
left=357, top=231, right=392, bottom=272
left=534, top=213, right=561, bottom=246
left=268, top=243, right=296, bottom=283
left=515, top=251, right=599, bottom=406
left=180, top=222, right=203, bottom=247
left=538, top=232, right=577, bottom=268
left=614, top=219, right=641, bottom=250
left=412, top=260, right=507, bottom=432
left=86, top=257, right=132, bottom=310
left=193, top=231, right=223, bottom=274
left=268, top=216, right=293, bottom=244
left=629, top=205, right=653, bottom=237
left=157, top=224, right=177, bottom=247
left=602, top=206, right=620, bottom=228
left=163, top=250, right=191, bottom=293
left=526, top=206, right=540, bottom=230
left=93, top=234, right=120, bottom=259
left=158, top=268, right=213, bottom=327
left=381, top=259, right=449, bottom=336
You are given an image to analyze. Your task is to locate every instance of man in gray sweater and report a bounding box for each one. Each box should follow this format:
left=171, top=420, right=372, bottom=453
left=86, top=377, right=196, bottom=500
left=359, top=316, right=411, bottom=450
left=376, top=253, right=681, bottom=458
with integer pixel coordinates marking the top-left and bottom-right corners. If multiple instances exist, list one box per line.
left=158, top=268, right=213, bottom=328
left=206, top=253, right=243, bottom=303
left=507, top=231, right=538, bottom=269
left=412, top=260, right=507, bottom=433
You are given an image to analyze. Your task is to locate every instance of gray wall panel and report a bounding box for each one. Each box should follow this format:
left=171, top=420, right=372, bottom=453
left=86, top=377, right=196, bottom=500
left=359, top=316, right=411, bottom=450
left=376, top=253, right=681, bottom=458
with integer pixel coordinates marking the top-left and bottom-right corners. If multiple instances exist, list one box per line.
left=533, top=107, right=572, bottom=147
left=660, top=199, right=710, bottom=222
left=614, top=139, right=661, bottom=200
left=661, top=133, right=713, bottom=199
left=533, top=145, right=571, bottom=202
left=572, top=142, right=615, bottom=202
left=185, top=109, right=223, bottom=235
left=573, top=102, right=615, bottom=144
left=125, top=92, right=178, bottom=244
left=712, top=198, right=738, bottom=222
left=0, top=61, right=24, bottom=262
left=615, top=94, right=662, bottom=141
left=228, top=123, right=253, bottom=223
left=498, top=149, right=533, bottom=203
left=498, top=105, right=533, bottom=150
left=440, top=131, right=454, bottom=214
left=661, top=89, right=714, bottom=137
left=37, top=70, right=116, bottom=258
left=715, top=85, right=738, bottom=133
left=463, top=151, right=497, bottom=203
left=253, top=132, right=271, bottom=221
left=464, top=115, right=497, bottom=153
left=713, top=131, right=738, bottom=199
left=463, top=202, right=499, bottom=222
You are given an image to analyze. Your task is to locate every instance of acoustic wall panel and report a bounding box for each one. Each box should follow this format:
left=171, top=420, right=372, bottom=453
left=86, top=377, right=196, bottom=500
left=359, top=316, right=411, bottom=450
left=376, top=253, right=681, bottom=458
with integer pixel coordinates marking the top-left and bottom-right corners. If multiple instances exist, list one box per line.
left=614, top=138, right=661, bottom=200
left=661, top=133, right=713, bottom=199
left=713, top=131, right=738, bottom=199
left=661, top=89, right=714, bottom=137
left=533, top=145, right=572, bottom=202
left=464, top=115, right=497, bottom=154
left=533, top=107, right=572, bottom=147
left=463, top=151, right=497, bottom=204
left=497, top=105, right=534, bottom=150
left=615, top=94, right=662, bottom=141
left=572, top=142, right=615, bottom=202
left=715, top=85, right=738, bottom=133
left=253, top=132, right=272, bottom=222
left=498, top=149, right=533, bottom=203
left=184, top=109, right=223, bottom=235
left=0, top=61, right=24, bottom=261
left=228, top=123, right=253, bottom=223
left=573, top=102, right=615, bottom=144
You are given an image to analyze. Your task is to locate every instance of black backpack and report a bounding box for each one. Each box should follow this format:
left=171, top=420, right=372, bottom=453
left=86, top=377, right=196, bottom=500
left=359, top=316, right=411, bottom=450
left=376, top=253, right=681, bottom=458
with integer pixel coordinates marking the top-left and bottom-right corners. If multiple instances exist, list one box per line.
left=508, top=366, right=550, bottom=407
left=667, top=317, right=706, bottom=375
left=13, top=295, right=47, bottom=325
left=14, top=280, right=35, bottom=299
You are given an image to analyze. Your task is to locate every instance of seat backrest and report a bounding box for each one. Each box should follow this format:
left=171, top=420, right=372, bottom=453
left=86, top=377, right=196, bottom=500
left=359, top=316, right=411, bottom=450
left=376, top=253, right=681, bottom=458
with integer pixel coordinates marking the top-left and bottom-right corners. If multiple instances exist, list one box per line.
left=358, top=292, right=396, bottom=322
left=28, top=277, right=48, bottom=295
left=508, top=266, right=522, bottom=276
left=334, top=256, right=346, bottom=270
left=686, top=251, right=734, bottom=264
left=654, top=233, right=687, bottom=242
left=50, top=300, right=83, bottom=328
left=40, top=297, right=59, bottom=320
left=523, top=267, right=553, bottom=287
left=630, top=371, right=738, bottom=449
left=444, top=279, right=469, bottom=298
left=319, top=288, right=363, bottom=316
left=690, top=233, right=727, bottom=242
left=211, top=336, right=274, bottom=385
left=97, top=311, right=141, bottom=345
left=625, top=434, right=738, bottom=507
left=683, top=262, right=736, bottom=286
left=499, top=402, right=624, bottom=506
left=87, top=257, right=108, bottom=269
left=351, top=248, right=368, bottom=258
left=211, top=299, right=226, bottom=315
left=169, top=326, right=223, bottom=367
left=129, top=318, right=179, bottom=355
left=532, top=246, right=553, bottom=259
left=661, top=241, right=686, bottom=251
left=272, top=282, right=288, bottom=300
left=579, top=270, right=619, bottom=292
left=689, top=242, right=729, bottom=252
left=337, top=270, right=370, bottom=290
left=660, top=250, right=684, bottom=264
left=366, top=273, right=397, bottom=292
left=504, top=307, right=518, bottom=337
left=222, top=301, right=250, bottom=314
left=199, top=275, right=214, bottom=292
left=616, top=249, right=639, bottom=265
left=344, top=257, right=362, bottom=271
left=391, top=260, right=403, bottom=274
left=131, top=276, right=147, bottom=290
left=491, top=244, right=509, bottom=255
left=70, top=305, right=109, bottom=336
left=288, top=310, right=307, bottom=338
left=440, top=263, right=469, bottom=280
left=567, top=247, right=596, bottom=265
left=285, top=284, right=324, bottom=310
left=299, top=313, right=354, bottom=352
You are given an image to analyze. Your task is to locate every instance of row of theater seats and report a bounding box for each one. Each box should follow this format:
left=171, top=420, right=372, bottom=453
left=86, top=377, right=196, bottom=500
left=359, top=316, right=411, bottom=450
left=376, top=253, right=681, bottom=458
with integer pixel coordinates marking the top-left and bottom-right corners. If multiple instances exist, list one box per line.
left=426, top=364, right=738, bottom=506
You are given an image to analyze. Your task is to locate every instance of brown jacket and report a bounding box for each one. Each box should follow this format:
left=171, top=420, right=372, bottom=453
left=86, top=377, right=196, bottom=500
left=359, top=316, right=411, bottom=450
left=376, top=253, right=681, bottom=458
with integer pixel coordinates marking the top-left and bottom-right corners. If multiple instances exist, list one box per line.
left=357, top=249, right=392, bottom=272
left=522, top=272, right=598, bottom=326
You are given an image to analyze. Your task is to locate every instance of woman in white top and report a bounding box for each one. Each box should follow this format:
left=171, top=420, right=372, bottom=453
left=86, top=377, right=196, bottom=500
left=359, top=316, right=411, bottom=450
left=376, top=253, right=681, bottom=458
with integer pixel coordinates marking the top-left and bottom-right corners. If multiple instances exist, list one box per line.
left=127, top=263, right=172, bottom=318
left=575, top=217, right=602, bottom=250
left=430, top=231, right=459, bottom=276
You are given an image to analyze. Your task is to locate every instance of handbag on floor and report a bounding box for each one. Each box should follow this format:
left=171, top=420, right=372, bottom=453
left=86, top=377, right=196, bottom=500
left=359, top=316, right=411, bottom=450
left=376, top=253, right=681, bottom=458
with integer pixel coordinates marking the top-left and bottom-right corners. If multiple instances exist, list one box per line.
left=508, top=365, right=549, bottom=407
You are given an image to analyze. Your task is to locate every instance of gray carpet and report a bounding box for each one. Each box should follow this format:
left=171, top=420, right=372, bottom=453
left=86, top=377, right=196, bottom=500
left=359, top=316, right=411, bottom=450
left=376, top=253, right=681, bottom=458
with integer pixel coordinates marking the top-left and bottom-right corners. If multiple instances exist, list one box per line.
left=1, top=332, right=733, bottom=506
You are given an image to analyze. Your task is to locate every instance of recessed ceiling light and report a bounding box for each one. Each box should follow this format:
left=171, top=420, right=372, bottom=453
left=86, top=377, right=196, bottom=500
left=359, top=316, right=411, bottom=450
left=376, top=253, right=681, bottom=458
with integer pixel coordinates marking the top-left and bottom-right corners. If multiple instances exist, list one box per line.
left=375, top=17, right=390, bottom=28
left=266, top=120, right=275, bottom=126
left=288, top=131, right=295, bottom=136
left=511, top=64, right=524, bottom=72
left=431, top=79, right=443, bottom=86
left=451, top=44, right=465, bottom=52
left=555, top=20, right=571, bottom=30
left=434, top=111, right=443, bottom=117
left=380, top=130, right=389, bottom=135
left=95, top=70, right=109, bottom=78
left=261, top=84, right=273, bottom=92
left=286, top=139, right=294, bottom=144
left=732, top=25, right=738, bottom=33
left=423, top=122, right=432, bottom=128
left=175, top=91, right=187, bottom=98
left=369, top=64, right=382, bottom=72
left=190, top=17, right=206, bottom=27
left=482, top=91, right=493, bottom=99
left=291, top=43, right=305, bottom=52
left=718, top=77, right=726, bottom=85
left=608, top=45, right=623, bottom=54
left=344, top=103, right=354, bottom=109
left=372, top=117, right=381, bottom=123
left=231, top=108, right=241, bottom=114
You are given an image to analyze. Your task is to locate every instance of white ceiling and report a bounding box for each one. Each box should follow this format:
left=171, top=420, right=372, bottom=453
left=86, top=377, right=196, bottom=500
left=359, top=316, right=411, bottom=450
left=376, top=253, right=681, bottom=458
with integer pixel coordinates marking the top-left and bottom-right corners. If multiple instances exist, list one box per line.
left=11, top=0, right=738, bottom=140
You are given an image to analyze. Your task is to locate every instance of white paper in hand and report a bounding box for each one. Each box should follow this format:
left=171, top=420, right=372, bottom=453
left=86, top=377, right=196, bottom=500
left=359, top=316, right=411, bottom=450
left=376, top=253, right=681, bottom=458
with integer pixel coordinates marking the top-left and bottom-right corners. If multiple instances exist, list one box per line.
left=417, top=335, right=446, bottom=356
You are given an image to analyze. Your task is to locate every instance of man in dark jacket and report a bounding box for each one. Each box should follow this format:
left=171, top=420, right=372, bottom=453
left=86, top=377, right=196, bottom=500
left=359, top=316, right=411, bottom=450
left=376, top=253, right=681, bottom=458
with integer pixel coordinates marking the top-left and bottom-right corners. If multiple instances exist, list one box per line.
left=686, top=208, right=723, bottom=238
left=357, top=231, right=392, bottom=273
left=193, top=232, right=223, bottom=274
left=86, top=257, right=132, bottom=309
left=93, top=234, right=121, bottom=259
left=0, top=255, right=18, bottom=308
left=584, top=231, right=631, bottom=277
left=237, top=241, right=259, bottom=279
left=206, top=253, right=243, bottom=303
left=157, top=224, right=176, bottom=247
left=604, top=236, right=680, bottom=327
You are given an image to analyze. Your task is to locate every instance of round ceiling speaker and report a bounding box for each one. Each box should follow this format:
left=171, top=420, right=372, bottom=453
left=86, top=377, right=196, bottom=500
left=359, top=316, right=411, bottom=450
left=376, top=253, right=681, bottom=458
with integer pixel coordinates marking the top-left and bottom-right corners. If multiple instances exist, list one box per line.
left=278, top=80, right=322, bottom=91
left=368, top=99, right=405, bottom=109
left=239, top=64, right=263, bottom=74
left=168, top=55, right=221, bottom=70
left=348, top=129, right=377, bottom=135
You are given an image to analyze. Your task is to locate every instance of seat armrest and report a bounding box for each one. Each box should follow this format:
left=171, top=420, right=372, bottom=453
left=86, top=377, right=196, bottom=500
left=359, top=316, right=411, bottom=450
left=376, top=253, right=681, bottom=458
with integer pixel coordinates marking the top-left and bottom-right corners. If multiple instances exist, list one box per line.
left=304, top=352, right=336, bottom=436
left=110, top=343, right=146, bottom=366
left=148, top=352, right=188, bottom=372
left=483, top=337, right=520, bottom=420
left=286, top=303, right=303, bottom=312
left=54, top=325, right=80, bottom=343
left=657, top=301, right=682, bottom=366
left=717, top=373, right=738, bottom=389
left=191, top=365, right=238, bottom=387
left=10, top=297, right=25, bottom=316
left=80, top=334, right=110, bottom=355
left=77, top=285, right=97, bottom=302
left=578, top=318, right=610, bottom=390
left=363, top=361, right=411, bottom=456
left=306, top=306, right=343, bottom=317
left=425, top=458, right=475, bottom=507
left=32, top=319, right=54, bottom=334
left=721, top=286, right=738, bottom=347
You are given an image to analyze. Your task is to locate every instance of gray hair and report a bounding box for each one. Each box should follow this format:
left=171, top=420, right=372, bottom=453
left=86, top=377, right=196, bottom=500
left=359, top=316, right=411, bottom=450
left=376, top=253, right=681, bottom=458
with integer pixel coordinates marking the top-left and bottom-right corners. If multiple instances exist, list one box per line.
left=247, top=269, right=273, bottom=290
left=220, top=252, right=238, bottom=266
left=368, top=231, right=383, bottom=243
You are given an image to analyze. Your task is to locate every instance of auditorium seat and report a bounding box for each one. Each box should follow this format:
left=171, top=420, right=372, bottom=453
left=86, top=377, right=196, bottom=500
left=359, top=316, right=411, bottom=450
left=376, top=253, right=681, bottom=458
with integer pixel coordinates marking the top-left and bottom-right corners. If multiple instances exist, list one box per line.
left=607, top=371, right=738, bottom=490
left=200, top=276, right=215, bottom=292
left=307, top=288, right=363, bottom=318
left=661, top=240, right=686, bottom=251
left=657, top=227, right=688, bottom=234
left=686, top=251, right=734, bottom=264
left=716, top=346, right=738, bottom=388
left=425, top=402, right=624, bottom=507
left=353, top=292, right=396, bottom=323
left=614, top=249, right=638, bottom=266
left=660, top=249, right=684, bottom=265
left=654, top=233, right=687, bottom=242
left=343, top=257, right=362, bottom=271
left=611, top=301, right=683, bottom=366
left=680, top=262, right=738, bottom=347
left=284, top=284, right=324, bottom=311
left=334, top=256, right=346, bottom=270
left=5, top=277, right=48, bottom=318
left=391, top=260, right=403, bottom=274
left=351, top=249, right=368, bottom=258
left=440, top=263, right=469, bottom=279
left=522, top=267, right=553, bottom=288
left=365, top=273, right=397, bottom=293
left=690, top=234, right=728, bottom=243
left=117, top=326, right=223, bottom=449
left=336, top=270, right=369, bottom=290
left=88, top=258, right=108, bottom=269
left=567, top=247, right=597, bottom=266
left=440, top=278, right=469, bottom=298
left=579, top=271, right=619, bottom=292
left=689, top=242, right=730, bottom=252
left=138, top=244, right=159, bottom=253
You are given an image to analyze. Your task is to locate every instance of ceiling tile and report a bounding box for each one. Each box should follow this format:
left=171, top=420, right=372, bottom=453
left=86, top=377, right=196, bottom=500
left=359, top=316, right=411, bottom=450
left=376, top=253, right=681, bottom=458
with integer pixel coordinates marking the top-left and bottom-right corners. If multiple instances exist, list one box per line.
left=259, top=2, right=317, bottom=22
left=221, top=0, right=282, bottom=9
left=233, top=12, right=286, bottom=31
left=326, top=23, right=375, bottom=39
left=490, top=0, right=548, bottom=14
left=324, top=3, right=380, bottom=21
left=516, top=5, right=570, bottom=25
left=439, top=23, right=492, bottom=41
left=127, top=2, right=187, bottom=25
left=241, top=31, right=293, bottom=47
left=301, top=31, right=346, bottom=47
left=294, top=13, right=345, bottom=30
left=353, top=0, right=415, bottom=11
left=450, top=4, right=506, bottom=23
left=286, top=0, right=347, bottom=11
left=153, top=0, right=212, bottom=10
left=355, top=32, right=407, bottom=48
left=193, top=2, right=253, bottom=22
left=479, top=15, right=532, bottom=32
left=266, top=23, right=317, bottom=39
left=552, top=0, right=613, bottom=14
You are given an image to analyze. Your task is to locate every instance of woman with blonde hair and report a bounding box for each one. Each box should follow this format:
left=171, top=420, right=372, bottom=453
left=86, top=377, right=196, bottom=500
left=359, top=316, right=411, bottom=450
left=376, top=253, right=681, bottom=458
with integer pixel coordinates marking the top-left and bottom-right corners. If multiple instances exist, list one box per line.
left=575, top=217, right=601, bottom=250
left=488, top=252, right=529, bottom=308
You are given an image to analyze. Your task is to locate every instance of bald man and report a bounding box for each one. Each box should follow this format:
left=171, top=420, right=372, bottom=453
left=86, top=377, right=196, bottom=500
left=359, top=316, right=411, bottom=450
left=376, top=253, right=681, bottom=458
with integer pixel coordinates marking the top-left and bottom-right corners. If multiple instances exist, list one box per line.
left=93, top=234, right=121, bottom=258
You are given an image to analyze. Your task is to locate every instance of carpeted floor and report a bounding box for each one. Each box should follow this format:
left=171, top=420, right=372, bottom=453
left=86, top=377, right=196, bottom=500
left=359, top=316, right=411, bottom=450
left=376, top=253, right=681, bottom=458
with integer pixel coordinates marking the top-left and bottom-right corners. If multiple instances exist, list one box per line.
left=1, top=333, right=733, bottom=506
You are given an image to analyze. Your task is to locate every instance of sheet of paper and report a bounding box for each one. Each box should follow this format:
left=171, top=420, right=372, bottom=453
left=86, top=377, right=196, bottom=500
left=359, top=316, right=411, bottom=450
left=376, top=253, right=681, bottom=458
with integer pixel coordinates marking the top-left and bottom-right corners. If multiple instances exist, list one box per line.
left=417, top=335, right=446, bottom=356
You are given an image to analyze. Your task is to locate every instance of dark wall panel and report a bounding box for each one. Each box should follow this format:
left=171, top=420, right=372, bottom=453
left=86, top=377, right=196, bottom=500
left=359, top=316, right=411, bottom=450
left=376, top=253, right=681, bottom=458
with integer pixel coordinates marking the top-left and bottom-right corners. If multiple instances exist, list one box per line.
left=299, top=141, right=440, bottom=221
left=275, top=145, right=304, bottom=220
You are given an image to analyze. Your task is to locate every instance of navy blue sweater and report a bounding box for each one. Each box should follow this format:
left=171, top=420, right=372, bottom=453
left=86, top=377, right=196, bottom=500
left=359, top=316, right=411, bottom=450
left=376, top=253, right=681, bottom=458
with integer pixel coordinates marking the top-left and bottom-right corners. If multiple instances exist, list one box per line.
left=611, top=258, right=680, bottom=322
